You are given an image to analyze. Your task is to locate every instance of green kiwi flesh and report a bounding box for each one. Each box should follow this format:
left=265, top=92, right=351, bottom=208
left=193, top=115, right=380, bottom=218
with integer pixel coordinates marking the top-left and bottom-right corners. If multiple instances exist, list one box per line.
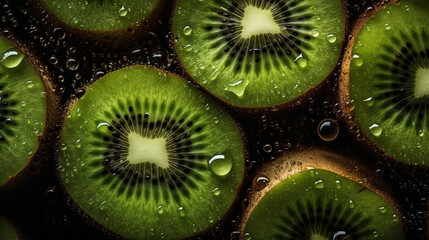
left=41, top=0, right=159, bottom=31
left=0, top=37, right=46, bottom=186
left=244, top=169, right=402, bottom=239
left=0, top=217, right=18, bottom=240
left=349, top=0, right=429, bottom=165
left=58, top=65, right=244, bottom=239
left=173, top=0, right=344, bottom=107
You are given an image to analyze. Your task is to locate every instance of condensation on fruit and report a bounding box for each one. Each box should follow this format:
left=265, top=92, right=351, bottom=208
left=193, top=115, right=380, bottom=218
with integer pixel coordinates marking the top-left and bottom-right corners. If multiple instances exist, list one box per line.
left=252, top=174, right=270, bottom=191
left=352, top=54, right=363, bottom=67
left=208, top=153, right=232, bottom=176
left=369, top=123, right=382, bottom=137
left=317, top=118, right=339, bottom=141
left=0, top=47, right=24, bottom=69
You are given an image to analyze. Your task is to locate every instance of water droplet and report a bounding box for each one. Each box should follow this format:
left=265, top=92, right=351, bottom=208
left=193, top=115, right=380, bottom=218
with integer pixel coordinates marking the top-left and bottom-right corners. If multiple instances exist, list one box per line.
left=118, top=6, right=128, bottom=17
left=253, top=174, right=270, bottom=191
left=227, top=79, right=249, bottom=97
left=326, top=34, right=337, bottom=43
left=66, top=58, right=79, bottom=71
left=0, top=48, right=24, bottom=68
left=349, top=200, right=355, bottom=208
left=314, top=179, right=325, bottom=189
left=317, top=118, right=339, bottom=141
left=178, top=207, right=186, bottom=217
left=378, top=206, right=387, bottom=214
left=209, top=68, right=219, bottom=80
left=156, top=205, right=164, bottom=214
left=99, top=201, right=106, bottom=210
left=369, top=123, right=382, bottom=137
left=150, top=229, right=155, bottom=236
left=75, top=139, right=81, bottom=148
left=311, top=30, right=320, bottom=37
left=244, top=233, right=252, bottom=240
left=183, top=44, right=193, bottom=52
left=335, top=180, right=342, bottom=189
left=392, top=214, right=398, bottom=222
left=384, top=23, right=391, bottom=30
left=262, top=144, right=272, bottom=153
left=352, top=54, right=363, bottom=67
left=212, top=187, right=221, bottom=196
left=61, top=143, right=67, bottom=150
left=294, top=53, right=307, bottom=68
left=373, top=230, right=379, bottom=237
left=418, top=129, right=424, bottom=137
left=25, top=80, right=35, bottom=88
left=183, top=26, right=192, bottom=35
left=363, top=97, right=374, bottom=106
left=208, top=153, right=232, bottom=176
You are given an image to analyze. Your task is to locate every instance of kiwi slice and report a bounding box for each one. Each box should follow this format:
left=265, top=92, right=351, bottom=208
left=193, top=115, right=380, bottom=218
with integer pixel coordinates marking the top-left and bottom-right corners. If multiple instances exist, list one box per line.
left=173, top=0, right=344, bottom=107
left=41, top=0, right=159, bottom=31
left=244, top=169, right=402, bottom=239
left=58, top=65, right=244, bottom=239
left=0, top=217, right=18, bottom=240
left=0, top=37, right=46, bottom=186
left=349, top=0, right=429, bottom=165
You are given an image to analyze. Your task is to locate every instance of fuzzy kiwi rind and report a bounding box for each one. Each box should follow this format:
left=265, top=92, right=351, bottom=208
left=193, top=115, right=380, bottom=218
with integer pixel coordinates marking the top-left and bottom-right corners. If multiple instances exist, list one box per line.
left=40, top=0, right=159, bottom=31
left=173, top=0, right=345, bottom=108
left=0, top=217, right=19, bottom=240
left=58, top=65, right=245, bottom=240
left=0, top=37, right=46, bottom=186
left=349, top=0, right=429, bottom=165
left=244, top=169, right=403, bottom=239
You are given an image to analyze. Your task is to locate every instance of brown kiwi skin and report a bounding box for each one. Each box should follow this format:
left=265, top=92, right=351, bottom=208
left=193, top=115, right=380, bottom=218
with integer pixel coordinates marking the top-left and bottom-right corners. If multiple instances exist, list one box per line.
left=170, top=0, right=349, bottom=111
left=0, top=34, right=55, bottom=190
left=32, top=0, right=166, bottom=51
left=239, top=148, right=404, bottom=239
left=54, top=65, right=248, bottom=239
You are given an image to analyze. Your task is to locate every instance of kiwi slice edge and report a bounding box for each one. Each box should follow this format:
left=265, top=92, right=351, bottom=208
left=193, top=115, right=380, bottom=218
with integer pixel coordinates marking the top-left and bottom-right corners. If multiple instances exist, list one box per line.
left=347, top=0, right=429, bottom=165
left=39, top=0, right=161, bottom=32
left=0, top=36, right=47, bottom=187
left=243, top=168, right=403, bottom=239
left=58, top=65, right=245, bottom=239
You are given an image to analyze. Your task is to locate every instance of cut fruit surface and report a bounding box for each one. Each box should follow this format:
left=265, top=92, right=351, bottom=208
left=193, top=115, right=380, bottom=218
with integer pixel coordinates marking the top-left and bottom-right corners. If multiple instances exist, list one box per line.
left=41, top=0, right=158, bottom=31
left=173, top=0, right=344, bottom=107
left=244, top=169, right=402, bottom=239
left=350, top=0, right=429, bottom=165
left=58, top=65, right=245, bottom=240
left=0, top=37, right=46, bottom=186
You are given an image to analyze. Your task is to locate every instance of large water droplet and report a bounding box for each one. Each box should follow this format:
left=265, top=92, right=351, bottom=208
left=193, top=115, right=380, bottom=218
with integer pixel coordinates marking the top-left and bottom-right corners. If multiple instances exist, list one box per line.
left=178, top=207, right=186, bottom=217
left=311, top=30, right=320, bottom=37
left=253, top=174, right=270, bottom=191
left=314, top=179, right=325, bottom=189
left=208, top=154, right=232, bottom=176
left=183, top=26, right=192, bottom=35
left=326, top=34, right=337, bottom=43
left=227, top=79, right=249, bottom=98
left=352, top=54, right=363, bottom=67
left=118, top=6, right=128, bottom=17
left=0, top=48, right=24, bottom=68
left=317, top=118, right=339, bottom=141
left=369, top=123, right=382, bottom=137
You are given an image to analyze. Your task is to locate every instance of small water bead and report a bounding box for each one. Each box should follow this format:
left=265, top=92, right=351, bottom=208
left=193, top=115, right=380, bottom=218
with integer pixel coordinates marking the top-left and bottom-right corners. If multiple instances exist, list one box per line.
left=150, top=229, right=155, bottom=236
left=335, top=180, right=342, bottom=189
left=352, top=54, right=363, bottom=67
left=208, top=153, right=232, bottom=176
left=98, top=201, right=106, bottom=210
left=317, top=118, right=339, bottom=141
left=26, top=80, right=35, bottom=88
left=369, top=123, right=382, bottom=137
left=314, top=179, right=324, bottom=189
left=326, top=34, right=337, bottom=43
left=75, top=139, right=81, bottom=148
left=61, top=143, right=68, bottom=150
left=118, top=6, right=128, bottom=17
left=66, top=58, right=79, bottom=71
left=311, top=30, right=320, bottom=37
left=0, top=48, right=24, bottom=68
left=418, top=129, right=424, bottom=137
left=348, top=200, right=355, bottom=209
left=262, top=144, right=272, bottom=153
left=296, top=56, right=308, bottom=68
left=183, top=26, right=192, bottom=35
left=212, top=187, right=221, bottom=196
left=363, top=97, right=374, bottom=107
left=178, top=207, right=186, bottom=217
left=378, top=206, right=387, bottom=214
left=373, top=231, right=379, bottom=238
left=244, top=233, right=252, bottom=240
left=253, top=174, right=270, bottom=191
left=156, top=205, right=164, bottom=214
